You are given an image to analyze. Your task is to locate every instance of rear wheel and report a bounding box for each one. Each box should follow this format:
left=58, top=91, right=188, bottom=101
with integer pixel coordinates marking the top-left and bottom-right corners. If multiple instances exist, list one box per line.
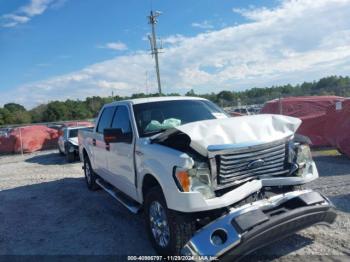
left=83, top=156, right=99, bottom=191
left=144, top=187, right=196, bottom=255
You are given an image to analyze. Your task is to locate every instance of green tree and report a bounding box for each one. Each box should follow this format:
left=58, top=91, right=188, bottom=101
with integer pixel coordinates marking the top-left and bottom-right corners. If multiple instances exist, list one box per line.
left=85, top=96, right=106, bottom=117
left=185, top=89, right=196, bottom=96
left=65, top=99, right=91, bottom=119
left=0, top=108, right=7, bottom=125
left=4, top=103, right=26, bottom=112
left=0, top=108, right=14, bottom=124
left=42, top=101, right=69, bottom=122
left=30, top=104, right=48, bottom=123
left=1, top=103, right=31, bottom=124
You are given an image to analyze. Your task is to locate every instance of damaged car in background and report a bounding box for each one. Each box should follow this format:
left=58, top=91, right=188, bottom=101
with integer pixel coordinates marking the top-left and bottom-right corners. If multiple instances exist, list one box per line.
left=78, top=97, right=336, bottom=260
left=58, top=126, right=92, bottom=162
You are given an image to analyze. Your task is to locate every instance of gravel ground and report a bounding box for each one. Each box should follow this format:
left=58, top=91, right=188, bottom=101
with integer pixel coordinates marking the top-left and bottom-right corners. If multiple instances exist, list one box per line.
left=0, top=150, right=349, bottom=261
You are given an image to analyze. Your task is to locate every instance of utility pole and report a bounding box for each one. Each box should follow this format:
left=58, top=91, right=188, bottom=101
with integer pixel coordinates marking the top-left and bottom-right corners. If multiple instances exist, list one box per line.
left=148, top=10, right=162, bottom=95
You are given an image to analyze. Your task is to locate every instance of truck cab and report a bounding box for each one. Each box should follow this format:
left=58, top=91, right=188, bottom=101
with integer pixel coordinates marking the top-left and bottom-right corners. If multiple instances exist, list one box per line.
left=78, top=96, right=336, bottom=259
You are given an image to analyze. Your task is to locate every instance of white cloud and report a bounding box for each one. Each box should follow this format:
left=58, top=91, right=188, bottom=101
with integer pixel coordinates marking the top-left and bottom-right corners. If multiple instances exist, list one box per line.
left=2, top=13, right=31, bottom=27
left=97, top=41, right=128, bottom=51
left=191, top=20, right=214, bottom=29
left=162, top=34, right=187, bottom=45
left=19, top=0, right=52, bottom=16
left=97, top=80, right=130, bottom=90
left=2, top=0, right=350, bottom=108
left=2, top=14, right=30, bottom=23
left=1, top=0, right=67, bottom=28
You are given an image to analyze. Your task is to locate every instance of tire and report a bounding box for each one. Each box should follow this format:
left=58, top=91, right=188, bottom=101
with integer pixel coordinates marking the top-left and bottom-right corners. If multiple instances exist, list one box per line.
left=144, top=187, right=196, bottom=256
left=66, top=152, right=75, bottom=163
left=83, top=156, right=99, bottom=191
left=58, top=147, right=65, bottom=156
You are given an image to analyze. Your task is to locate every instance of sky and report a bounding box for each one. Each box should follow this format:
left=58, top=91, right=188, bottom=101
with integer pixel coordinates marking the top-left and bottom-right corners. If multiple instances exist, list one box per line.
left=1, top=0, right=350, bottom=108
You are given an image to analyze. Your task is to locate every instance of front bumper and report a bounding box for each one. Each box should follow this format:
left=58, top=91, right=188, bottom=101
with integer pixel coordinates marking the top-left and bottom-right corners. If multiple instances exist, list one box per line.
left=181, top=190, right=336, bottom=261
left=65, top=142, right=79, bottom=154
left=166, top=161, right=319, bottom=213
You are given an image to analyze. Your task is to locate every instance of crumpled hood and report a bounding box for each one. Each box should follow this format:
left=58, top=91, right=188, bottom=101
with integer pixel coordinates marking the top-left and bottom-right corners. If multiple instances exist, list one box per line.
left=68, top=137, right=79, bottom=146
left=153, top=114, right=301, bottom=157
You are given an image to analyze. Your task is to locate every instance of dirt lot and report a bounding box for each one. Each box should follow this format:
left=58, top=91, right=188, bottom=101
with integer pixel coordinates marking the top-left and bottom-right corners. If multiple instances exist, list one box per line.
left=0, top=150, right=349, bottom=260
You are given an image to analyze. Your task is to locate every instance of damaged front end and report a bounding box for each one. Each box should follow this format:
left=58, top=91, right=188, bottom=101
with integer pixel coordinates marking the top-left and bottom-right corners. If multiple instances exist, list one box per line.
left=181, top=190, right=336, bottom=260
left=207, top=134, right=318, bottom=193
left=149, top=114, right=337, bottom=258
left=152, top=114, right=319, bottom=201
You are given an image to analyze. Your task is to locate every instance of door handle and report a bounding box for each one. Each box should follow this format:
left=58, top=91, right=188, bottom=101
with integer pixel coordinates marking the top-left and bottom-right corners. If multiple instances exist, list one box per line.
left=92, top=138, right=96, bottom=146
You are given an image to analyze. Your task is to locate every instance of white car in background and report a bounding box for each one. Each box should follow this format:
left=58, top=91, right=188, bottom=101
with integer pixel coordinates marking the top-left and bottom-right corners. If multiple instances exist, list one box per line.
left=58, top=126, right=92, bottom=162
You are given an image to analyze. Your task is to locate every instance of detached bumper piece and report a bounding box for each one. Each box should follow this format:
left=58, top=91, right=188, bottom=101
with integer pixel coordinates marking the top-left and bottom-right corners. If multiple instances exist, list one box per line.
left=181, top=190, right=336, bottom=261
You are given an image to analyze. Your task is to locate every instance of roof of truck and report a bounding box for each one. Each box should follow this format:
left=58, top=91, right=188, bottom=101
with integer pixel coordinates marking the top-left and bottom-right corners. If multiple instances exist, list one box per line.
left=108, top=96, right=207, bottom=106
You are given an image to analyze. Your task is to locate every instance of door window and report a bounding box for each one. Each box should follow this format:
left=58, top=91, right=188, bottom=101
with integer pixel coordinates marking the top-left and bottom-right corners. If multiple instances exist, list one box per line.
left=97, top=106, right=116, bottom=133
left=111, top=106, right=132, bottom=134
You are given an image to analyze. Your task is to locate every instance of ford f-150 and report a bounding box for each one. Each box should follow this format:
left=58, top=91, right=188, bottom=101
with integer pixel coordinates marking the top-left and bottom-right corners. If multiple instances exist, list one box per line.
left=78, top=96, right=336, bottom=260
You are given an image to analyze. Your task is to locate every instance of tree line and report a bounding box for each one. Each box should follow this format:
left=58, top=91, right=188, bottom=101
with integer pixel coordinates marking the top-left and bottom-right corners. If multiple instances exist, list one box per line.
left=1, top=75, right=349, bottom=126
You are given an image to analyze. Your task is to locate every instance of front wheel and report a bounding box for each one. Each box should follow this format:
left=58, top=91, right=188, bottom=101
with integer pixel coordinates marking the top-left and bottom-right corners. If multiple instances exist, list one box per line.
left=83, top=156, right=99, bottom=191
left=66, top=151, right=75, bottom=162
left=58, top=146, right=65, bottom=156
left=144, top=187, right=196, bottom=256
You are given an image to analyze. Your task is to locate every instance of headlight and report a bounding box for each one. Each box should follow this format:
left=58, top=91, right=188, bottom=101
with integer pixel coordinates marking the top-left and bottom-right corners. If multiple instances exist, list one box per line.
left=173, top=164, right=215, bottom=199
left=296, top=144, right=312, bottom=165
left=295, top=144, right=313, bottom=177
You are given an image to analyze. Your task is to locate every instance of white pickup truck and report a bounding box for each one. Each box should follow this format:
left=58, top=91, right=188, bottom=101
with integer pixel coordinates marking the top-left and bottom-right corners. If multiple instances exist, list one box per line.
left=78, top=96, right=336, bottom=259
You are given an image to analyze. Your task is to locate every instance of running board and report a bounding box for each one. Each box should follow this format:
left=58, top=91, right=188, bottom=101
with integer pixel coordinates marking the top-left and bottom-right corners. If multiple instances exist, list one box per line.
left=96, top=178, right=141, bottom=214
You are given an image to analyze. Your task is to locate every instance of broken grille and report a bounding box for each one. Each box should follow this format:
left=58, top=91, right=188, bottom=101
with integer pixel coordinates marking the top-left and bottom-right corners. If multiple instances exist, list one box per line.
left=215, top=139, right=289, bottom=189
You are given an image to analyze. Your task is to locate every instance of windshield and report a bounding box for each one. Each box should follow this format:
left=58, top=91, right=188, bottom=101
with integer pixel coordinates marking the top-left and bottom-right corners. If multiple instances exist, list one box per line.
left=133, top=99, right=228, bottom=137
left=69, top=129, right=79, bottom=138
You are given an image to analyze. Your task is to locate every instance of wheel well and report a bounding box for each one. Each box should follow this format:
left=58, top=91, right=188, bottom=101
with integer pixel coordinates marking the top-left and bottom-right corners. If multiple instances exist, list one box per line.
left=142, top=174, right=161, bottom=200
left=82, top=149, right=88, bottom=161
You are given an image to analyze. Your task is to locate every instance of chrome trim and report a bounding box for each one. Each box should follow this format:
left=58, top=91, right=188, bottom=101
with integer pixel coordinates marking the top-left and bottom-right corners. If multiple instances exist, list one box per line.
left=220, top=147, right=285, bottom=162
left=207, top=136, right=291, bottom=157
left=247, top=159, right=265, bottom=169
left=212, top=138, right=290, bottom=189
left=220, top=157, right=284, bottom=176
left=214, top=168, right=291, bottom=191
left=221, top=145, right=285, bottom=160
left=220, top=154, right=285, bottom=171
left=220, top=168, right=288, bottom=184
left=149, top=201, right=170, bottom=247
left=209, top=157, right=218, bottom=189
left=96, top=179, right=140, bottom=214
left=220, top=163, right=289, bottom=179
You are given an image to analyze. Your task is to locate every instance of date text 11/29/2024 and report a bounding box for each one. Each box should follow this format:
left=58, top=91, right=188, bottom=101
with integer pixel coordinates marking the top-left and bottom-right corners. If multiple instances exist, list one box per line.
left=127, top=256, right=218, bottom=261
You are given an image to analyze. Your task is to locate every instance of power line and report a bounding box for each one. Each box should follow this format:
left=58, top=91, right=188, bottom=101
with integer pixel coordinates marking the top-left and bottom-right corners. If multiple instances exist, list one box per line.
left=147, top=10, right=163, bottom=95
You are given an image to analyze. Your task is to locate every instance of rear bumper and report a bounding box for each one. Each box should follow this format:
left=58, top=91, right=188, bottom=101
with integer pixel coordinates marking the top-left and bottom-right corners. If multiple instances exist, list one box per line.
left=181, top=190, right=336, bottom=261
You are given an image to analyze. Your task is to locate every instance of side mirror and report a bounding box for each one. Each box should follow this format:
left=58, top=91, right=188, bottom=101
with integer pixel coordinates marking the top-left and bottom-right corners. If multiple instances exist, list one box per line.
left=104, top=128, right=132, bottom=144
